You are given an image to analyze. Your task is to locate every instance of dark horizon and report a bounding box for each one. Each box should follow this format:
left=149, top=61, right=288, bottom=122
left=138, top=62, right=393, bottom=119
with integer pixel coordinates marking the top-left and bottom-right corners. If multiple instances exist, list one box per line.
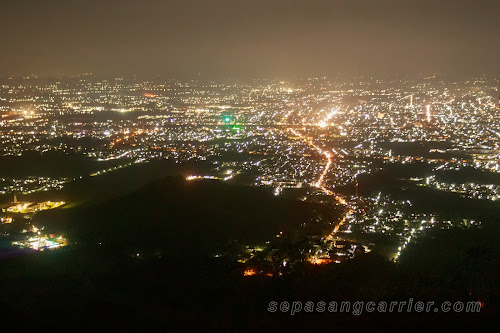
left=1, top=0, right=499, bottom=78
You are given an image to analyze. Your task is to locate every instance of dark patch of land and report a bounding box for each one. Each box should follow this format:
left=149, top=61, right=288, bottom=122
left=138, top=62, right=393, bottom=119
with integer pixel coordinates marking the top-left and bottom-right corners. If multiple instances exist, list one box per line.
left=435, top=167, right=500, bottom=185
left=34, top=176, right=338, bottom=258
left=0, top=158, right=214, bottom=205
left=0, top=151, right=128, bottom=178
left=339, top=162, right=500, bottom=230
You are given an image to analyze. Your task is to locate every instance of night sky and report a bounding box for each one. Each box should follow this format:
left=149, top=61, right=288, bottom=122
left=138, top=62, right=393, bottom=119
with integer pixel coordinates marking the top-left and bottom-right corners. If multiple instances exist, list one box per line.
left=1, top=0, right=499, bottom=77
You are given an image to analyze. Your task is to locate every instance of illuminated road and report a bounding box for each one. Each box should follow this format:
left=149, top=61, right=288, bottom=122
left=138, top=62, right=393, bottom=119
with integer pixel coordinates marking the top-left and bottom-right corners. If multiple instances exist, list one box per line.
left=287, top=128, right=333, bottom=195
left=285, top=112, right=353, bottom=247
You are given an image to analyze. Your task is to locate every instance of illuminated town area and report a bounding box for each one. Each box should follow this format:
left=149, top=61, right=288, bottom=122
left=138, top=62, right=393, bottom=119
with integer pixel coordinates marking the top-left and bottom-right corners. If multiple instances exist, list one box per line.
left=0, top=74, right=497, bottom=268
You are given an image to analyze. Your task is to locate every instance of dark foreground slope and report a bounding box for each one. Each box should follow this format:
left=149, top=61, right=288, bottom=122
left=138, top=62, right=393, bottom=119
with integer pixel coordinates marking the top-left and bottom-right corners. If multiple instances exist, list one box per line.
left=0, top=177, right=497, bottom=331
left=34, top=176, right=338, bottom=257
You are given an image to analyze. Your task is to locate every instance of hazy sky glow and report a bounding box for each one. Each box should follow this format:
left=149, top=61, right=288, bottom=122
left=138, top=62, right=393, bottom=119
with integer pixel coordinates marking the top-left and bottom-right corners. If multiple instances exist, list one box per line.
left=1, top=0, right=499, bottom=77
